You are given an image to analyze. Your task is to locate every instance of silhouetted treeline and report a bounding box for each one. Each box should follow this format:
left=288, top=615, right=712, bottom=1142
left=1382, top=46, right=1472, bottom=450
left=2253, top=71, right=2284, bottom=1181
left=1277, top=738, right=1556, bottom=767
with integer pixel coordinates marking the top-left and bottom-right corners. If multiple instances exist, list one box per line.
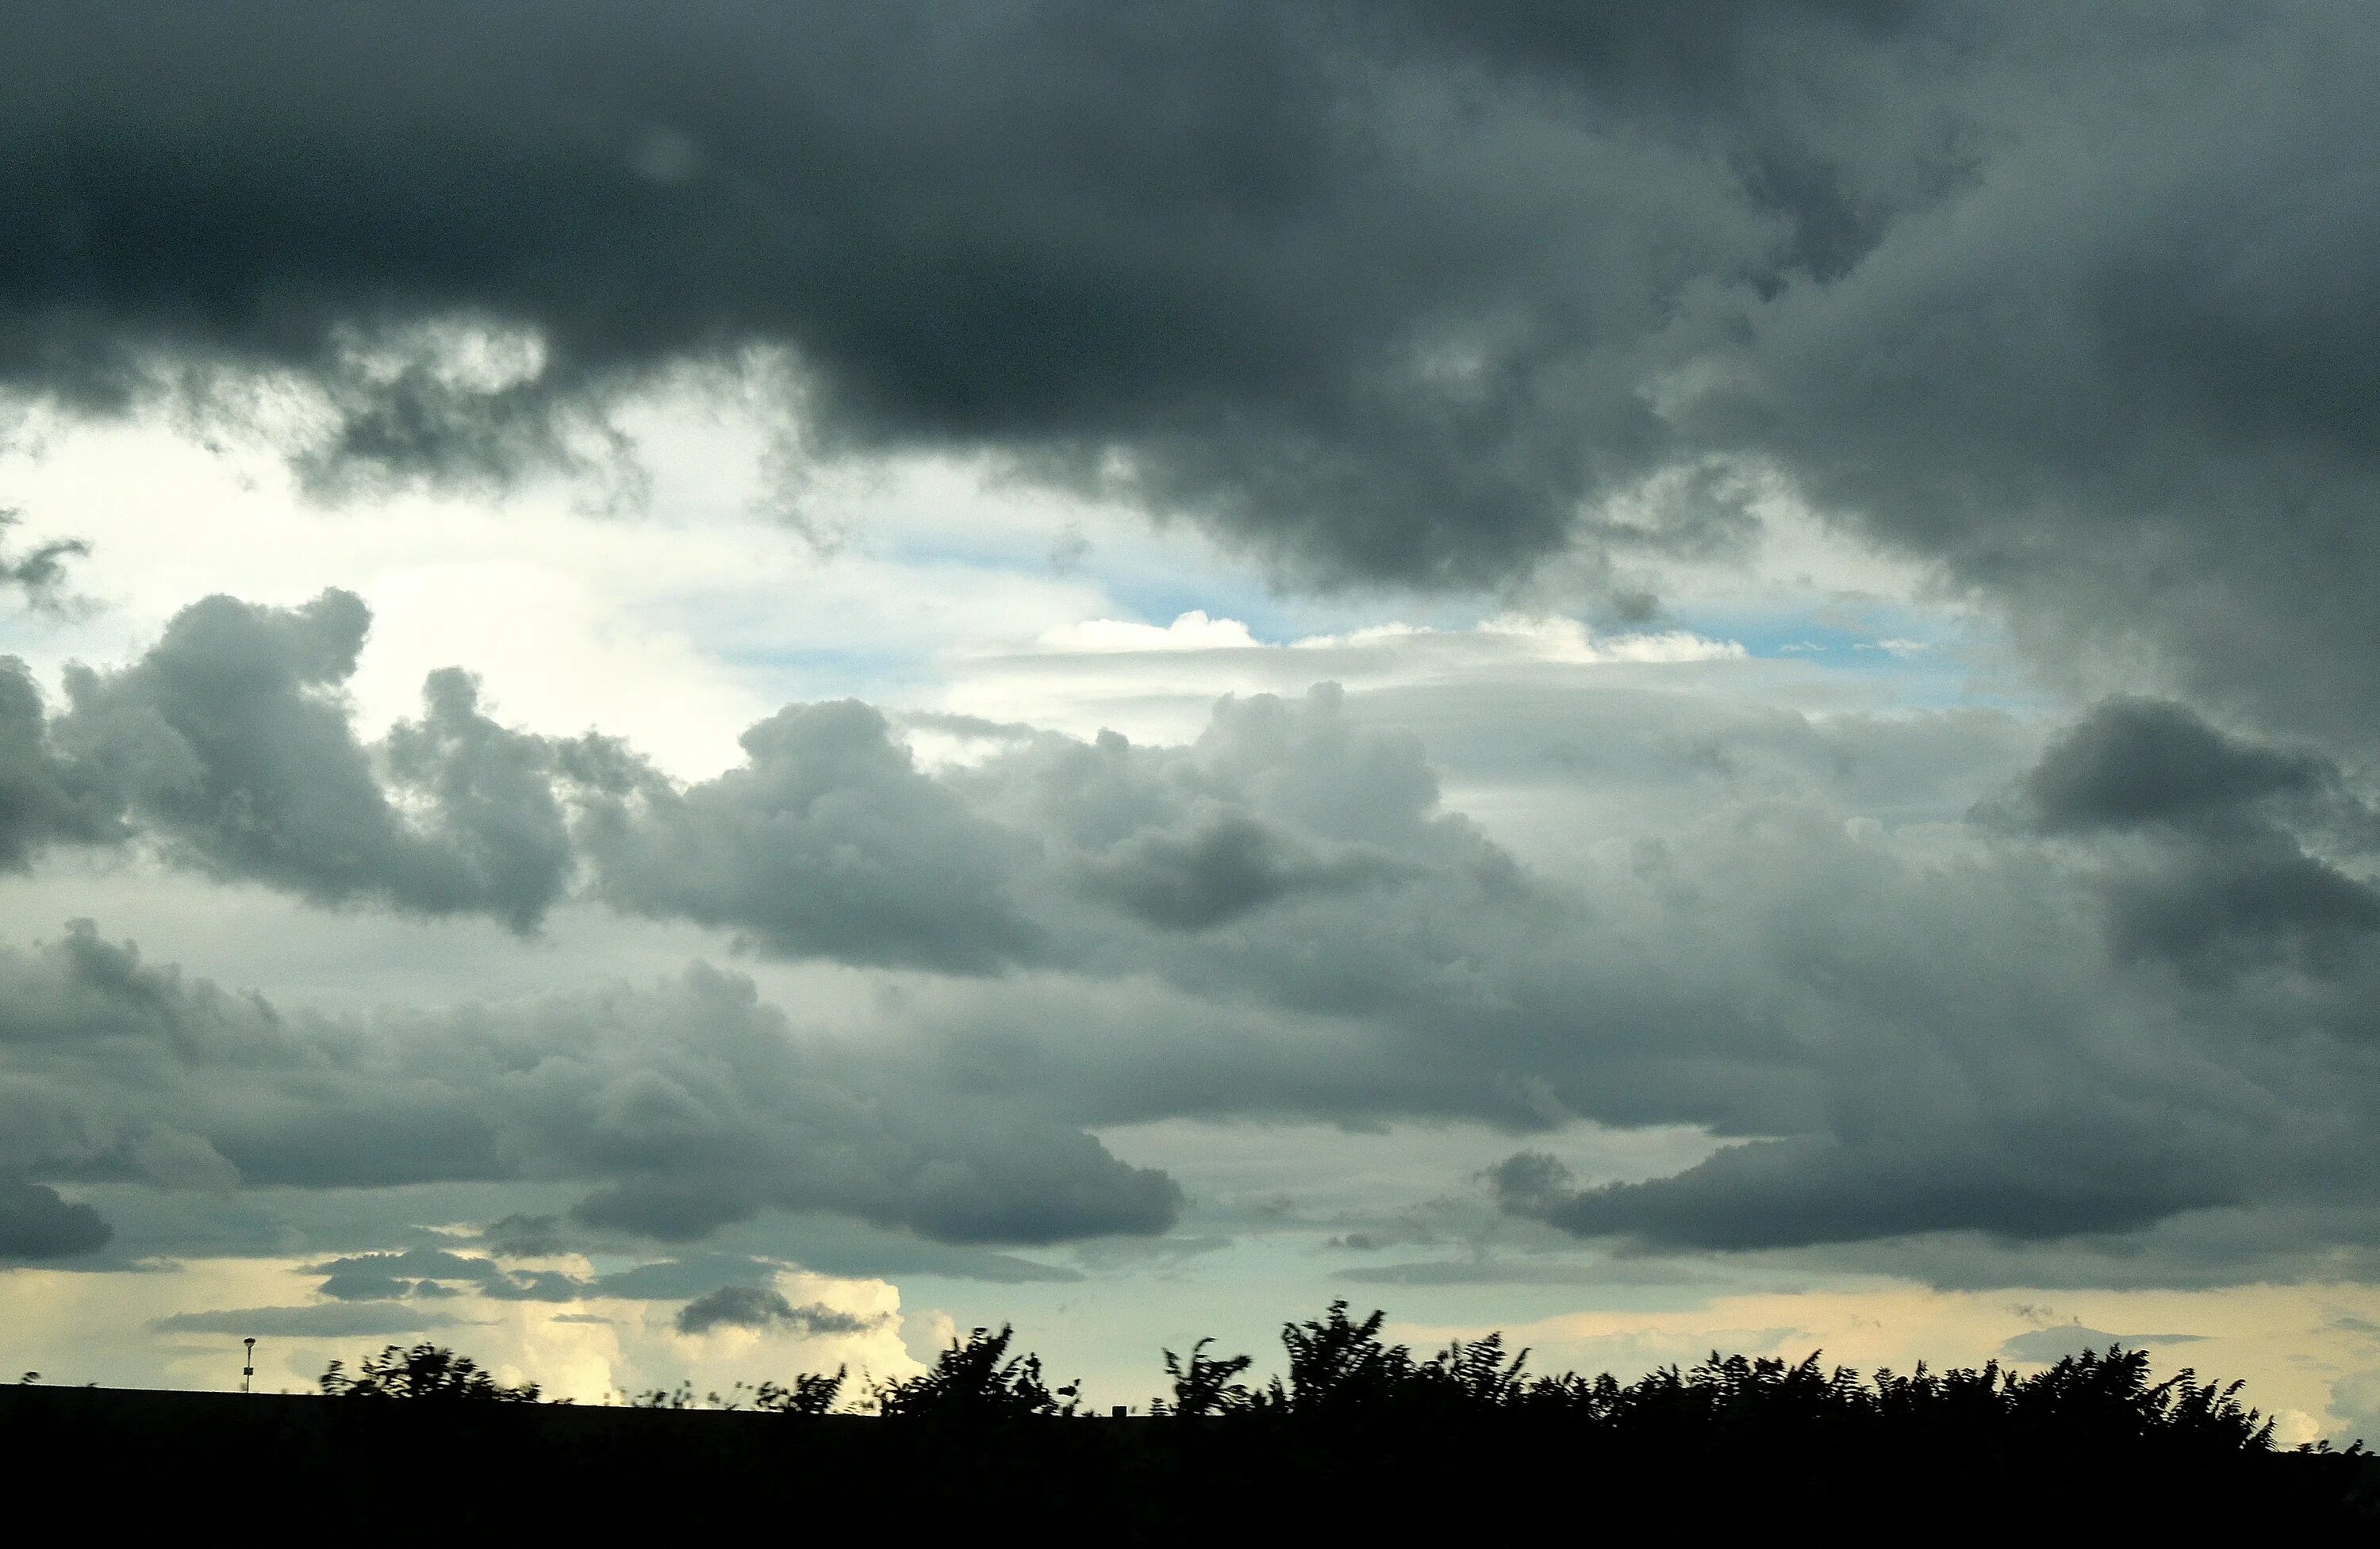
left=7, top=1302, right=2372, bottom=1536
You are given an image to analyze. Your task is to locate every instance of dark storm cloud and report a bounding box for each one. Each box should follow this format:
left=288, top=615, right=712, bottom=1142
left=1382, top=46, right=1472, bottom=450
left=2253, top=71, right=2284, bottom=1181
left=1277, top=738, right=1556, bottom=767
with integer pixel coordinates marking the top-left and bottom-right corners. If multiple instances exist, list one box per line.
left=0, top=0, right=1820, bottom=586
left=2014, top=699, right=2331, bottom=836
left=674, top=1284, right=881, bottom=1337
left=1989, top=699, right=2380, bottom=976
left=13, top=2, right=2376, bottom=753
left=0, top=1175, right=110, bottom=1259
left=2, top=5, right=2367, bottom=722
left=1706, top=10, right=2380, bottom=742
left=0, top=921, right=1179, bottom=1247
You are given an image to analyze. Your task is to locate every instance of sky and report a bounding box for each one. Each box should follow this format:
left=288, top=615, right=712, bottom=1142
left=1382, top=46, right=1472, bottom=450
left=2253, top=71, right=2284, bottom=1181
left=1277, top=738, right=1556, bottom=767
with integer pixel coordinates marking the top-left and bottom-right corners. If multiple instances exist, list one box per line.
left=2, top=1, right=2378, bottom=1440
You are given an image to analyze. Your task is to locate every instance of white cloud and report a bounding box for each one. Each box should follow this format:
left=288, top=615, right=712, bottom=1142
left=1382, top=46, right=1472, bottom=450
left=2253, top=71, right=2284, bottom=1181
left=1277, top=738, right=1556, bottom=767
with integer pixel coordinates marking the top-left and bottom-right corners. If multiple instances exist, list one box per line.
left=939, top=611, right=1748, bottom=746
left=1035, top=611, right=1261, bottom=653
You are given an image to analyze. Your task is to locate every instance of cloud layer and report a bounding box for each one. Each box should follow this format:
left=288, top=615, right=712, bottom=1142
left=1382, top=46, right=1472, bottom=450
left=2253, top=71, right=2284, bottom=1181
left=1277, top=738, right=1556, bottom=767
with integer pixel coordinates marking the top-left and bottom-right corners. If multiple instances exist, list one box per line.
left=7, top=591, right=2378, bottom=1275
left=9, top=3, right=2380, bottom=752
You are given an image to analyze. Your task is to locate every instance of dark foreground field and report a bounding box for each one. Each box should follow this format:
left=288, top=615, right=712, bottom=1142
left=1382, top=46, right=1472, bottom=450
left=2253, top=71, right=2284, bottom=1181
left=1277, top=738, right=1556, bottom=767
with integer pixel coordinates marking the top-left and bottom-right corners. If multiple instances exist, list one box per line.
left=6, top=1378, right=2375, bottom=1539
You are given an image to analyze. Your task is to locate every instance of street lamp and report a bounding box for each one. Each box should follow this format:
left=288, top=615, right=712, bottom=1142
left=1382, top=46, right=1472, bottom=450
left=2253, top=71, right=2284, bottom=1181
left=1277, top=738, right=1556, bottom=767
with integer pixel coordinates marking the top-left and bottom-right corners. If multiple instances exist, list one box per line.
left=242, top=1337, right=255, bottom=1394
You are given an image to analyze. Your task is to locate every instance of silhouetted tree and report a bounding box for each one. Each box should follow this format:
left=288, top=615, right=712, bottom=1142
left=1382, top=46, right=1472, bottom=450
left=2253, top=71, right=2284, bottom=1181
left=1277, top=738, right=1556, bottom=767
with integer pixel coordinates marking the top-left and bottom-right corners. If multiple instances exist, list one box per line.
left=1162, top=1338, right=1255, bottom=1417
left=1416, top=1331, right=1530, bottom=1410
left=873, top=1325, right=1078, bottom=1418
left=753, top=1367, right=846, bottom=1415
left=319, top=1344, right=539, bottom=1401
left=1267, top=1301, right=1417, bottom=1414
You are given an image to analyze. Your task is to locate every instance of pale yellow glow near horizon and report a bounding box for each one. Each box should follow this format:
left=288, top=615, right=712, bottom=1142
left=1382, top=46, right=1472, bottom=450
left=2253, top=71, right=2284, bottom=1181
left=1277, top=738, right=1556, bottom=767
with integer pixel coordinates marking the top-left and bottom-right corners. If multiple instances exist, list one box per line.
left=7, top=1256, right=2378, bottom=1445
left=0, top=1256, right=923, bottom=1406
left=1403, top=1279, right=2380, bottom=1448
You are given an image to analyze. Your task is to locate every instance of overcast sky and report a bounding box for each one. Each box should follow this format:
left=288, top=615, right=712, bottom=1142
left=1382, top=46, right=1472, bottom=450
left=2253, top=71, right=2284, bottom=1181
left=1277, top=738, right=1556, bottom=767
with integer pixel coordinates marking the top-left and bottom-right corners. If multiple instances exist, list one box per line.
left=2, top=0, right=2378, bottom=1439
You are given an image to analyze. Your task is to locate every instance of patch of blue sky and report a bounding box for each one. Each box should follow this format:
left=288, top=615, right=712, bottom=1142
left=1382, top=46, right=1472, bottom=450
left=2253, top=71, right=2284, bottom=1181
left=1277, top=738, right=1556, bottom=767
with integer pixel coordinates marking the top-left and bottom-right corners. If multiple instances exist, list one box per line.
left=712, top=641, right=940, bottom=709
left=873, top=525, right=1487, bottom=646
left=1095, top=573, right=1487, bottom=646
left=1674, top=604, right=2034, bottom=712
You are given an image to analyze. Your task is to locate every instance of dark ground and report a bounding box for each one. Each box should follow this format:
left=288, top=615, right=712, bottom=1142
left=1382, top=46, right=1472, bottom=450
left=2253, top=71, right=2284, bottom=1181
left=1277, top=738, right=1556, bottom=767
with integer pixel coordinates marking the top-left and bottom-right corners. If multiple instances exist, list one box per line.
left=5, top=1383, right=2375, bottom=1539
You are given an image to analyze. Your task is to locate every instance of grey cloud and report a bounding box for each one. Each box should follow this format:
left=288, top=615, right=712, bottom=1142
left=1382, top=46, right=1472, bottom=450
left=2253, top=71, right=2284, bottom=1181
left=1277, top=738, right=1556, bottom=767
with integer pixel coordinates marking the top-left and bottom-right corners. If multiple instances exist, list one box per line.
left=50, top=591, right=571, bottom=929
left=858, top=687, right=2380, bottom=1263
left=305, top=1247, right=587, bottom=1303
left=2013, top=699, right=2329, bottom=836
left=1491, top=1137, right=2225, bottom=1253
left=10, top=2, right=2378, bottom=755
left=471, top=1213, right=567, bottom=1259
left=1994, top=700, right=2380, bottom=976
left=674, top=1283, right=881, bottom=1337
left=0, top=512, right=86, bottom=608
left=660, top=1228, right=1084, bottom=1288
left=1076, top=814, right=1402, bottom=930
left=14, top=612, right=2380, bottom=1275
left=570, top=1179, right=760, bottom=1245
left=0, top=1175, right=110, bottom=1259
left=1808, top=1206, right=2380, bottom=1295
left=2102, top=845, right=2380, bottom=979
left=593, top=1255, right=789, bottom=1304
left=576, top=700, right=1041, bottom=973
left=3, top=2, right=2378, bottom=776
left=0, top=921, right=1180, bottom=1248
left=1336, top=1259, right=1672, bottom=1288
left=2330, top=1369, right=2380, bottom=1447
left=1705, top=10, right=2380, bottom=744
left=154, top=1302, right=470, bottom=1337
left=0, top=656, right=117, bottom=868
left=2000, top=1325, right=2204, bottom=1364
left=0, top=1, right=1894, bottom=592
left=15, top=591, right=1037, bottom=963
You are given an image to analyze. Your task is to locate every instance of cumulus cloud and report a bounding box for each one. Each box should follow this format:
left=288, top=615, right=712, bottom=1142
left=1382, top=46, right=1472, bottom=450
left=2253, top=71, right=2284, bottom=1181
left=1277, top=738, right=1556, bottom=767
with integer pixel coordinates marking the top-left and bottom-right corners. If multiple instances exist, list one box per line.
left=10, top=604, right=2380, bottom=1276
left=574, top=699, right=1042, bottom=973
left=47, top=591, right=572, bottom=928
left=0, top=656, right=117, bottom=868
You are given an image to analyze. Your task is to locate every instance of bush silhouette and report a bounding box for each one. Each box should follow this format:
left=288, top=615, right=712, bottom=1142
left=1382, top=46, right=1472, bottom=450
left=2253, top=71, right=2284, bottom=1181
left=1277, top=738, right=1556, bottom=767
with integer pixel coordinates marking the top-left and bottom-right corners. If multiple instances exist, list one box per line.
left=280, top=1306, right=2371, bottom=1532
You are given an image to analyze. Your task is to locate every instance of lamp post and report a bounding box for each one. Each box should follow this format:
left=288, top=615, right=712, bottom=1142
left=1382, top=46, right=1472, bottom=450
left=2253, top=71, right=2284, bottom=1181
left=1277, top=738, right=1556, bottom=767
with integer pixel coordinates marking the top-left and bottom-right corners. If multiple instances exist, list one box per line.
left=242, top=1337, right=255, bottom=1394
